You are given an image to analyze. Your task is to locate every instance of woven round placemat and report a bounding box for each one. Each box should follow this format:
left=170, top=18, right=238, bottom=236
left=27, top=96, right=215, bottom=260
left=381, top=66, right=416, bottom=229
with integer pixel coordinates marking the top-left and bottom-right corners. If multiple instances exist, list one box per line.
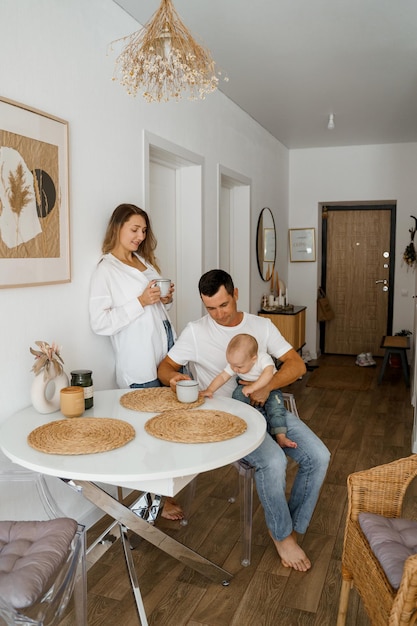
left=145, top=409, right=247, bottom=443
left=120, top=387, right=205, bottom=412
left=27, top=418, right=136, bottom=455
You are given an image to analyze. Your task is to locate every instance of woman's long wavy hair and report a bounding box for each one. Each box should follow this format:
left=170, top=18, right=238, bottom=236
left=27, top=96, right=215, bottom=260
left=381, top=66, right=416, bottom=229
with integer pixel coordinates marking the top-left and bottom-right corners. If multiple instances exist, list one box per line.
left=102, top=203, right=160, bottom=272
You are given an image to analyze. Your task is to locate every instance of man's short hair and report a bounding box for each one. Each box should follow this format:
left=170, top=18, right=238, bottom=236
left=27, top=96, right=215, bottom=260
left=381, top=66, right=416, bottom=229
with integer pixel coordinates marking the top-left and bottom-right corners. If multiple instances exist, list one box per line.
left=198, top=269, right=235, bottom=297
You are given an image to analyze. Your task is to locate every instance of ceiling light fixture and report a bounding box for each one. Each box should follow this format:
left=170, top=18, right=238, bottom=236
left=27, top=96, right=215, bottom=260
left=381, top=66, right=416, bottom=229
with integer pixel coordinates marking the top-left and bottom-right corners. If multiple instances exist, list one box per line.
left=327, top=114, right=335, bottom=130
left=111, top=0, right=226, bottom=103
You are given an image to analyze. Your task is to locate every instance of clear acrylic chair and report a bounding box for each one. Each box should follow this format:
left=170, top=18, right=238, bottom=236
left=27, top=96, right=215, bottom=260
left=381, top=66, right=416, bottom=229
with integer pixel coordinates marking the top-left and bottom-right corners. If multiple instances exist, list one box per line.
left=0, top=462, right=87, bottom=626
left=230, top=392, right=299, bottom=566
left=183, top=392, right=299, bottom=567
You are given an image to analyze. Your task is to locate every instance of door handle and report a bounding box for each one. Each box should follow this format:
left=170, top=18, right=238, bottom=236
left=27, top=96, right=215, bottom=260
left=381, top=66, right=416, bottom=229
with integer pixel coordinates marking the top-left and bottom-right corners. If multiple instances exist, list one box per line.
left=375, top=279, right=389, bottom=292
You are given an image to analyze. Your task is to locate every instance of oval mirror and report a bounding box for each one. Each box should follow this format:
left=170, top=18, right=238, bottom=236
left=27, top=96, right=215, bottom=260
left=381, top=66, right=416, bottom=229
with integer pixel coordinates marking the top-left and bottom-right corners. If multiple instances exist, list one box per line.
left=256, top=207, right=276, bottom=281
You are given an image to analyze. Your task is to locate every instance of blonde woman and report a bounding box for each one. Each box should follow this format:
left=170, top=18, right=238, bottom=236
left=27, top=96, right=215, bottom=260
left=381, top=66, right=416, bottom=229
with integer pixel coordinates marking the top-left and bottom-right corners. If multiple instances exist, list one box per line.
left=89, top=203, right=182, bottom=520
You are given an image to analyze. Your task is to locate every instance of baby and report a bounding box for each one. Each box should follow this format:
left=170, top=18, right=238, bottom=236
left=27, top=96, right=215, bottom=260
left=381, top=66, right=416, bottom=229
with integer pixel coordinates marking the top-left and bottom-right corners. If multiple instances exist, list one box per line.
left=201, top=333, right=297, bottom=448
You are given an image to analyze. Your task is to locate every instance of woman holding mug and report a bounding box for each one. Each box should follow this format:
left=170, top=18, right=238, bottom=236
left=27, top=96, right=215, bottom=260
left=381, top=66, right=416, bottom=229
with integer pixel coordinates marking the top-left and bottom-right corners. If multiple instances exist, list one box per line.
left=89, top=203, right=182, bottom=520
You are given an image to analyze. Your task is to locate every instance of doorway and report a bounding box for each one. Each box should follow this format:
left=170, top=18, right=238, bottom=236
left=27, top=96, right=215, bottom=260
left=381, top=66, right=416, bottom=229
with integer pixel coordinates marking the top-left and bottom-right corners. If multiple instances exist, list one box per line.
left=218, top=166, right=251, bottom=312
left=144, top=132, right=204, bottom=333
left=320, top=203, right=396, bottom=357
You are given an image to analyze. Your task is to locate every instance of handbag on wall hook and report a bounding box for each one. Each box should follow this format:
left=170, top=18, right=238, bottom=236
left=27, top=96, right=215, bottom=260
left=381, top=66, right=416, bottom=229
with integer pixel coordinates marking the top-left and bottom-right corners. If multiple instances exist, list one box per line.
left=317, top=287, right=335, bottom=322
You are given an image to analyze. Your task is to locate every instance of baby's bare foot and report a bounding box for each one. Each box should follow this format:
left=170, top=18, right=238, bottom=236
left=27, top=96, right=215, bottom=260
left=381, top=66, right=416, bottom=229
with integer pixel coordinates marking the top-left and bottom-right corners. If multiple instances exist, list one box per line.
left=269, top=531, right=311, bottom=571
left=276, top=434, right=298, bottom=449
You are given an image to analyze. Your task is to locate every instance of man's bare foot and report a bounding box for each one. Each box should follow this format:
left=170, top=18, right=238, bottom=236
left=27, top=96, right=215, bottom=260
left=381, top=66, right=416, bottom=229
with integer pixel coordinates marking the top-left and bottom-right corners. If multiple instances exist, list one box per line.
left=269, top=530, right=311, bottom=571
left=161, top=497, right=184, bottom=520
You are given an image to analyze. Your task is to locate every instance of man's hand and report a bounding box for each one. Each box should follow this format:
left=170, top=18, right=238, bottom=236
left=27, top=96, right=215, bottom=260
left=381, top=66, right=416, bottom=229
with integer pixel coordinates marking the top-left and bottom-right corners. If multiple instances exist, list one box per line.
left=168, top=373, right=191, bottom=393
left=158, top=355, right=183, bottom=387
left=239, top=380, right=270, bottom=406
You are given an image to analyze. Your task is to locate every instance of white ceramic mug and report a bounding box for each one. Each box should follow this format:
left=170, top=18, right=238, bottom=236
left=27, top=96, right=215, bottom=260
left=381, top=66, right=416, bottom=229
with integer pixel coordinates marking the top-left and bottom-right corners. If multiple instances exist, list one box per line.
left=176, top=379, right=199, bottom=403
left=154, top=279, right=171, bottom=297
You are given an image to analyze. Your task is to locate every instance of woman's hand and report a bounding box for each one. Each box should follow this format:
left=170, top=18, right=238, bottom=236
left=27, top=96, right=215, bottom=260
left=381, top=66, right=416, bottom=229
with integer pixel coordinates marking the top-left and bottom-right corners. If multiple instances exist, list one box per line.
left=138, top=281, right=161, bottom=307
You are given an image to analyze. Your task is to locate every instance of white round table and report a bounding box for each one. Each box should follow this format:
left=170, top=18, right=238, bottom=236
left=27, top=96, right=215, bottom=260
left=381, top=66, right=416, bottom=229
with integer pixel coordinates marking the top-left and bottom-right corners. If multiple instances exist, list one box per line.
left=0, top=389, right=266, bottom=606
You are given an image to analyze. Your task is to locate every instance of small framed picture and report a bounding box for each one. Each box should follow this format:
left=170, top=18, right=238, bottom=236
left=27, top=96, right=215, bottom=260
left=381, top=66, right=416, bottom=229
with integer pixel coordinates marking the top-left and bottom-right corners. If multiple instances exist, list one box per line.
left=289, top=228, right=316, bottom=262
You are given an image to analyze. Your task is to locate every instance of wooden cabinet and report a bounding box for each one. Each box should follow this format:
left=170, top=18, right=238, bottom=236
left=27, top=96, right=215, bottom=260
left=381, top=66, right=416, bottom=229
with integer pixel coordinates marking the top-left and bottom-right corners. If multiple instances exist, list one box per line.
left=258, top=306, right=306, bottom=352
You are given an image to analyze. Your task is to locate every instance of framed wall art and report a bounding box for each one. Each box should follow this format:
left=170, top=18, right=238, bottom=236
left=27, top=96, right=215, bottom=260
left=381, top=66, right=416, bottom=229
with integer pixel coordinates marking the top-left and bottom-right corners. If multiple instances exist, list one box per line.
left=0, top=96, right=70, bottom=288
left=289, top=228, right=316, bottom=262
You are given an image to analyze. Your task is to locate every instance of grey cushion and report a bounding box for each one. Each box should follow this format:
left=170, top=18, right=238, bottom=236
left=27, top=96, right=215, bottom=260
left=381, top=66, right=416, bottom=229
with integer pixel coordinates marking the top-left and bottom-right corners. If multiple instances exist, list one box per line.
left=0, top=518, right=77, bottom=609
left=359, top=512, right=417, bottom=590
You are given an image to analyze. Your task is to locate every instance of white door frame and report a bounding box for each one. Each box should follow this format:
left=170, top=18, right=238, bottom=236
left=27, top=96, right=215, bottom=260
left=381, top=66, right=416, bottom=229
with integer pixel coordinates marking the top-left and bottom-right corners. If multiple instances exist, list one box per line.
left=143, top=131, right=204, bottom=332
left=218, top=165, right=251, bottom=312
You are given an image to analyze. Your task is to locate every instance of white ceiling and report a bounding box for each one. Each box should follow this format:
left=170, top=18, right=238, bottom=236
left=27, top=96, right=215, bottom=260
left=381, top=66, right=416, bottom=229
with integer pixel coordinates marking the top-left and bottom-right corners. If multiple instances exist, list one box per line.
left=114, top=0, right=417, bottom=149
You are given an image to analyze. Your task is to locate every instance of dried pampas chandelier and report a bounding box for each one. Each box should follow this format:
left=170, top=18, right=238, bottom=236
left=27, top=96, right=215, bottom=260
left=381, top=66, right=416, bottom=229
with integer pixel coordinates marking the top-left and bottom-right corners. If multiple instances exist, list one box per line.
left=112, top=0, right=226, bottom=103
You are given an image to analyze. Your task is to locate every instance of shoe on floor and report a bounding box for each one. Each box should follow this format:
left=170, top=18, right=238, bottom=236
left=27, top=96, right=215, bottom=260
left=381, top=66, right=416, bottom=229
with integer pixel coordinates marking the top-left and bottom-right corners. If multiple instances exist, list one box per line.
left=365, top=352, right=376, bottom=366
left=356, top=353, right=370, bottom=367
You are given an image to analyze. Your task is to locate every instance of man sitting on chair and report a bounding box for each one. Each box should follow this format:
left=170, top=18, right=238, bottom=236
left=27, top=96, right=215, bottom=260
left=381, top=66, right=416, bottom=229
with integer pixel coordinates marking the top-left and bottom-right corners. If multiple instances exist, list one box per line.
left=158, top=269, right=330, bottom=571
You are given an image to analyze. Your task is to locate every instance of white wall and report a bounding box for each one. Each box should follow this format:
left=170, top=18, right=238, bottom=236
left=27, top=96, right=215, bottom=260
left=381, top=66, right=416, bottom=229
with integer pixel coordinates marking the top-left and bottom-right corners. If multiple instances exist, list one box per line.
left=289, top=143, right=417, bottom=358
left=0, top=0, right=287, bottom=428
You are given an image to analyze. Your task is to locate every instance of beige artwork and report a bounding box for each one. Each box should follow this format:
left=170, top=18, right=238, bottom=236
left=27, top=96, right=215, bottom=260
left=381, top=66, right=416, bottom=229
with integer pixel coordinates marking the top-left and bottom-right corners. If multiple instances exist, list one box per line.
left=0, top=130, right=59, bottom=259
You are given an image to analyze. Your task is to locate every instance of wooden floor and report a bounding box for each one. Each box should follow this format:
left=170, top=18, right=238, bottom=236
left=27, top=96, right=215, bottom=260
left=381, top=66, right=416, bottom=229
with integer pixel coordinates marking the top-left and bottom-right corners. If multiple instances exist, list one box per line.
left=61, top=354, right=416, bottom=626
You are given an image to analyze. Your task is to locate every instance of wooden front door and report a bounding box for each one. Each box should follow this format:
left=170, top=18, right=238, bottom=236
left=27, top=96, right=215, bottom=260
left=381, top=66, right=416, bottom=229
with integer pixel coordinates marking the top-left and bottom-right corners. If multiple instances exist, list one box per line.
left=322, top=205, right=396, bottom=357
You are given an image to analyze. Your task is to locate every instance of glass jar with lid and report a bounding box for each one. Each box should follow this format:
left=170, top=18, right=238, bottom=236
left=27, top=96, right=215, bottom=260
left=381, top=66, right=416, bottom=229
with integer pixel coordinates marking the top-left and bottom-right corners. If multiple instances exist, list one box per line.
left=70, top=370, right=94, bottom=409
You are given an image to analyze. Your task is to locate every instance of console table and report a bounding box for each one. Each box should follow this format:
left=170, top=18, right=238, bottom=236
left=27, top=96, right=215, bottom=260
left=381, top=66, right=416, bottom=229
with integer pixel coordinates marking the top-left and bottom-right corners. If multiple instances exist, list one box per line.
left=258, top=305, right=306, bottom=352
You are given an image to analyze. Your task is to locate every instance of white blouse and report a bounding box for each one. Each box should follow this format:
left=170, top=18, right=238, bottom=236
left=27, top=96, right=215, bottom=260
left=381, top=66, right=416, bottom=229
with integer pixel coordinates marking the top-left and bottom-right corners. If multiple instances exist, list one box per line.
left=89, top=253, right=176, bottom=388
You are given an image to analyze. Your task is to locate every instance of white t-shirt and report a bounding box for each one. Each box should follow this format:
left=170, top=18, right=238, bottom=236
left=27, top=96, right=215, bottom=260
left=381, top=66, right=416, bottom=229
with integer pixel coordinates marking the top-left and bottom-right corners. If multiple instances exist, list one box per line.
left=224, top=352, right=276, bottom=382
left=168, top=313, right=291, bottom=398
left=89, top=253, right=175, bottom=388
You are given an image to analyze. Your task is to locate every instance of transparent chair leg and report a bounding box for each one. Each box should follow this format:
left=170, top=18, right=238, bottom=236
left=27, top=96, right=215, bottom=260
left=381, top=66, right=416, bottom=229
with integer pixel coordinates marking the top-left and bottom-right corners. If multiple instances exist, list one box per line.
left=119, top=523, right=148, bottom=626
left=73, top=524, right=88, bottom=626
left=180, top=477, right=197, bottom=526
left=236, top=460, right=255, bottom=567
left=282, top=392, right=299, bottom=417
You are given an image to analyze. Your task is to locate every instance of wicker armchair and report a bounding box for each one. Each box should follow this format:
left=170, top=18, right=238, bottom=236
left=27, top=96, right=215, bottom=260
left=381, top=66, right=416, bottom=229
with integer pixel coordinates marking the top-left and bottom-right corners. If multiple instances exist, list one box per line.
left=337, top=455, right=417, bottom=626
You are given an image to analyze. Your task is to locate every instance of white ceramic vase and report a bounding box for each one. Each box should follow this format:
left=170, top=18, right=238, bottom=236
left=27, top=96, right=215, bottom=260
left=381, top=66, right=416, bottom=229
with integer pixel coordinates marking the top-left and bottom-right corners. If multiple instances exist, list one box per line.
left=30, top=371, right=69, bottom=414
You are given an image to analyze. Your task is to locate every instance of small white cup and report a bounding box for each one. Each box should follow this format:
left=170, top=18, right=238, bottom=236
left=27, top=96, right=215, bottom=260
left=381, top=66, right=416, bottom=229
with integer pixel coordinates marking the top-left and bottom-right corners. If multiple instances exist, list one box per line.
left=154, top=278, right=171, bottom=297
left=176, top=379, right=199, bottom=403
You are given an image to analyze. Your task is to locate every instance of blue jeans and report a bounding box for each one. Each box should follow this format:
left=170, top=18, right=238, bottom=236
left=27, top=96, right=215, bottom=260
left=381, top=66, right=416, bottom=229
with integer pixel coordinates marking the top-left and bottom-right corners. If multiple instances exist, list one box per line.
left=163, top=319, right=174, bottom=351
left=243, top=408, right=330, bottom=541
left=233, top=383, right=287, bottom=436
left=130, top=380, right=161, bottom=388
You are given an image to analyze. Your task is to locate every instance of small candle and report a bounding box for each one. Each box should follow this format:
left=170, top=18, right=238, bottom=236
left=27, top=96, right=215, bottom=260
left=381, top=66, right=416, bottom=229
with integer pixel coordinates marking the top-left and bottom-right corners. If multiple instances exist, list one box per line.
left=268, top=294, right=275, bottom=307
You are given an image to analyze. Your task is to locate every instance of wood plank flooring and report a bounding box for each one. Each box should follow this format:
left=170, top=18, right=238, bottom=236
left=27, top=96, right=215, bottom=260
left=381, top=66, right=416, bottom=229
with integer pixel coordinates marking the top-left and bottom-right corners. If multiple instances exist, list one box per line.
left=60, top=354, right=416, bottom=625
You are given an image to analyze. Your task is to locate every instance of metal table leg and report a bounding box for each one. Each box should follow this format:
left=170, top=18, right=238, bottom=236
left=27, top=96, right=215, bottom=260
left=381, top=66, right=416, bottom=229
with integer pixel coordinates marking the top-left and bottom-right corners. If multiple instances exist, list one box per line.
left=72, top=480, right=232, bottom=584
left=119, top=523, right=148, bottom=626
